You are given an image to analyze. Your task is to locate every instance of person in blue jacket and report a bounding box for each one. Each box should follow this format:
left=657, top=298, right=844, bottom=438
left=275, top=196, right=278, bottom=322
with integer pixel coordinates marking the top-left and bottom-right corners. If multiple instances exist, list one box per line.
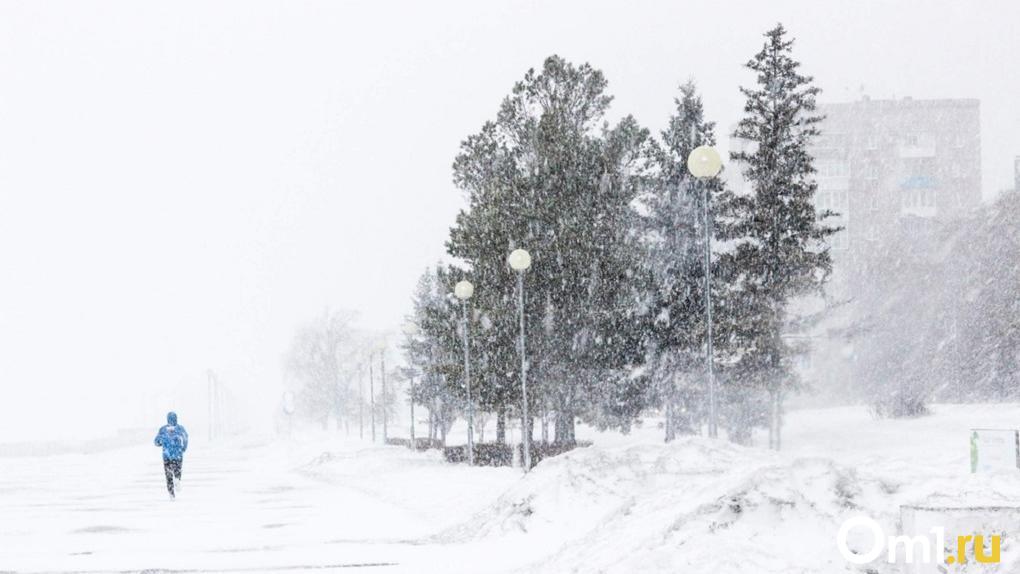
left=154, top=411, right=189, bottom=499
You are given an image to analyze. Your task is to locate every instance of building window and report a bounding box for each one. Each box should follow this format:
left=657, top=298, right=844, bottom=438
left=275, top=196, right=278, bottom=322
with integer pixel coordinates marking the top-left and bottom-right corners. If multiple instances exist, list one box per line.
left=815, top=191, right=830, bottom=213
left=816, top=159, right=849, bottom=178
left=831, top=229, right=848, bottom=251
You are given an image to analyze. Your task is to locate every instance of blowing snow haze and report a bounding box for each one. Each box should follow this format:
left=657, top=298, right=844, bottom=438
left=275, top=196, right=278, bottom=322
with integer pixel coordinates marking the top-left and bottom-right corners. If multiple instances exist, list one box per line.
left=0, top=0, right=1018, bottom=443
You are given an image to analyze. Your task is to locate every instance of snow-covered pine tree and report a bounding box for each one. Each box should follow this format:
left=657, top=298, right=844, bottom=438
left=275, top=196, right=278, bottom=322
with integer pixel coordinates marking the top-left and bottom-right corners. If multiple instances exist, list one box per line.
left=401, top=266, right=463, bottom=445
left=951, top=190, right=1020, bottom=401
left=449, top=56, right=650, bottom=443
left=721, top=24, right=839, bottom=448
left=641, top=81, right=723, bottom=440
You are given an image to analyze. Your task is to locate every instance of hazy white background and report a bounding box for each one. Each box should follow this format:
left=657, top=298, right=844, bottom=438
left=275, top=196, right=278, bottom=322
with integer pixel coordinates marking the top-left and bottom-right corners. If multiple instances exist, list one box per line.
left=1, top=0, right=1017, bottom=441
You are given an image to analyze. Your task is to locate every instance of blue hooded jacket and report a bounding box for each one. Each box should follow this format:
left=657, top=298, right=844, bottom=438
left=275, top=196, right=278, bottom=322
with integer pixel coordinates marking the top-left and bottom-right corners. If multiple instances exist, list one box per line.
left=154, top=412, right=189, bottom=460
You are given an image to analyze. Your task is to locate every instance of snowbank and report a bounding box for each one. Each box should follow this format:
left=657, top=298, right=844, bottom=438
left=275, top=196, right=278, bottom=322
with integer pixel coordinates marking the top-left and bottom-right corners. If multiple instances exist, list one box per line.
left=438, top=405, right=1020, bottom=573
left=440, top=438, right=894, bottom=573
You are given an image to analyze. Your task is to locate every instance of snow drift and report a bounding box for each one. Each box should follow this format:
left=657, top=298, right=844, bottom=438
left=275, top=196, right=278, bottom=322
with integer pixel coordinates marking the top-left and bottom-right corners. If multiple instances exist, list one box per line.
left=440, top=421, right=1020, bottom=574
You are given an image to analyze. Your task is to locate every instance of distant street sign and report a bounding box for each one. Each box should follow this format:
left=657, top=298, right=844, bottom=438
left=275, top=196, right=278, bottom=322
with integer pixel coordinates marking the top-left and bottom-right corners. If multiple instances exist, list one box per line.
left=969, top=428, right=1020, bottom=473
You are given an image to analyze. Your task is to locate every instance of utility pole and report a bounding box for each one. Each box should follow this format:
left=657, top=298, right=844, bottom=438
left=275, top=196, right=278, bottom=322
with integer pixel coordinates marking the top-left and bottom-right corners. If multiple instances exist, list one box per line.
left=408, top=371, right=416, bottom=450
left=369, top=353, right=376, bottom=442
left=358, top=363, right=364, bottom=439
left=381, top=352, right=387, bottom=442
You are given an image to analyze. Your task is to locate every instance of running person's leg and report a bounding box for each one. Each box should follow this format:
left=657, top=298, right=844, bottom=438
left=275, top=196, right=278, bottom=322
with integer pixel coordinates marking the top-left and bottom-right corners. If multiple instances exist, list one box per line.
left=163, top=458, right=176, bottom=498
left=171, top=459, right=183, bottom=492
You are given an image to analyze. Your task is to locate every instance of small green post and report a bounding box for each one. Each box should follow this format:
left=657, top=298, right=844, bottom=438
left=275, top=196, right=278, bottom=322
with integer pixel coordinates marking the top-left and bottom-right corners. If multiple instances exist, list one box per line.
left=970, top=430, right=979, bottom=473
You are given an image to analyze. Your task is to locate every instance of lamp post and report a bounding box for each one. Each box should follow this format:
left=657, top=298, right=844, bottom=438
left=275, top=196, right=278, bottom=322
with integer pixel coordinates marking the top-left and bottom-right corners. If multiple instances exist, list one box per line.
left=358, top=363, right=364, bottom=439
left=508, top=248, right=532, bottom=471
left=454, top=279, right=475, bottom=465
left=369, top=353, right=376, bottom=442
left=380, top=347, right=387, bottom=443
left=403, top=322, right=420, bottom=451
left=686, top=145, right=723, bottom=439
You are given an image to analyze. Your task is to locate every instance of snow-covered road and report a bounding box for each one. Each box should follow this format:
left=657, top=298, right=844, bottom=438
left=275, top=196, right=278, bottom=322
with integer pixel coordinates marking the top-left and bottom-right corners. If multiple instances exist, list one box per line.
left=0, top=435, right=520, bottom=573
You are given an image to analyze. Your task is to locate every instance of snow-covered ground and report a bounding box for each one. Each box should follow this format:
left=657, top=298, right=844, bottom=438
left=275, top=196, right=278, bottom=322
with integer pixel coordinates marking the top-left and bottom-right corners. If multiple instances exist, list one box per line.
left=3, top=404, right=1020, bottom=573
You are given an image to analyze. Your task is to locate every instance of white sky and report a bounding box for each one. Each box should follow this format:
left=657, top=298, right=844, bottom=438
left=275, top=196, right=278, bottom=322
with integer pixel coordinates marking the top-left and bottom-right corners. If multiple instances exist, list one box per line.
left=1, top=0, right=1018, bottom=441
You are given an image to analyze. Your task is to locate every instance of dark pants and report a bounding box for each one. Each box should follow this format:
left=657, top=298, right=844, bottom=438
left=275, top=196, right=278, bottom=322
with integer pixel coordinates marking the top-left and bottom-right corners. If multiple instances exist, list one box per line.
left=163, top=458, right=183, bottom=496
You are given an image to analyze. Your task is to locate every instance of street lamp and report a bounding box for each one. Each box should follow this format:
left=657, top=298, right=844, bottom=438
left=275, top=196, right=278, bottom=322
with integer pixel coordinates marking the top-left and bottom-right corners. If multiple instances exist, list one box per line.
left=403, top=322, right=420, bottom=451
left=507, top=248, right=532, bottom=471
left=454, top=279, right=475, bottom=466
left=686, top=145, right=722, bottom=439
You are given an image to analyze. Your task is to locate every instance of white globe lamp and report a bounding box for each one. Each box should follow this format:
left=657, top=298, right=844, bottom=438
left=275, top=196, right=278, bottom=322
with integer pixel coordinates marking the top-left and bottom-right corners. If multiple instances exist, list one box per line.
left=454, top=280, right=474, bottom=300
left=508, top=249, right=532, bottom=272
left=687, top=145, right=723, bottom=178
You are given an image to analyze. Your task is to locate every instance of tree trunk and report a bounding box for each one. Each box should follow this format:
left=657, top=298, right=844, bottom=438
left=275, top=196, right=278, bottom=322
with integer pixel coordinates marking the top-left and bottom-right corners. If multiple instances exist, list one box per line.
left=554, top=409, right=575, bottom=444
left=728, top=396, right=753, bottom=446
left=773, top=389, right=783, bottom=450
left=768, top=346, right=783, bottom=450
left=664, top=396, right=676, bottom=443
left=541, top=410, right=549, bottom=444
left=496, top=408, right=506, bottom=444
left=428, top=407, right=435, bottom=440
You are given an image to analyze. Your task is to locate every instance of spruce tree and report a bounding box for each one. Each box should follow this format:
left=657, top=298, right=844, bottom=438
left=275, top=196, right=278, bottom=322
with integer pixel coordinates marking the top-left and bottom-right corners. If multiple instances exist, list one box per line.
left=722, top=24, right=838, bottom=447
left=402, top=266, right=464, bottom=444
left=641, top=81, right=723, bottom=440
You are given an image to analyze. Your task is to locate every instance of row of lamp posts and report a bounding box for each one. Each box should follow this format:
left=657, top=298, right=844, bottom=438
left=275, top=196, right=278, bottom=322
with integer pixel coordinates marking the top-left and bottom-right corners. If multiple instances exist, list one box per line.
left=448, top=248, right=533, bottom=470
left=406, top=145, right=721, bottom=468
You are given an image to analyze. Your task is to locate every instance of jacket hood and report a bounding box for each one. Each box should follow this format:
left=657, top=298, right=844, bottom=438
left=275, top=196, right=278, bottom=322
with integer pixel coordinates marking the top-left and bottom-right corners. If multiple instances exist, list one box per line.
left=167, top=412, right=178, bottom=426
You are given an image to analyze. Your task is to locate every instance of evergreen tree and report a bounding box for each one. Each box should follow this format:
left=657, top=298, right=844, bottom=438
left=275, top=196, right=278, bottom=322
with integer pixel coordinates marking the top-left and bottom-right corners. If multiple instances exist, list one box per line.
left=640, top=81, right=723, bottom=440
left=449, top=56, right=651, bottom=442
left=401, top=266, right=463, bottom=444
left=722, top=24, right=839, bottom=447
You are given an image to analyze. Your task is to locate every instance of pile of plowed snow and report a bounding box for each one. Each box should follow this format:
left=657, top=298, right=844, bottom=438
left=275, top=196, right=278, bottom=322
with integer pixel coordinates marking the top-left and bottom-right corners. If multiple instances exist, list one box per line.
left=440, top=430, right=1020, bottom=573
